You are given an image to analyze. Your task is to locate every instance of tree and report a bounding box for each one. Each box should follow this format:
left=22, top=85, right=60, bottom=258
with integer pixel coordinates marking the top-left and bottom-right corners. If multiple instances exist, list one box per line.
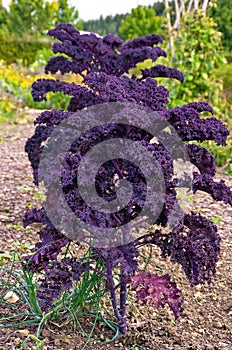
left=209, top=0, right=232, bottom=51
left=0, top=0, right=83, bottom=65
left=53, top=0, right=83, bottom=28
left=0, top=1, right=8, bottom=27
left=6, top=0, right=56, bottom=36
left=118, top=5, right=163, bottom=40
left=5, top=0, right=82, bottom=37
left=84, top=13, right=126, bottom=36
left=164, top=0, right=212, bottom=60
left=153, top=1, right=165, bottom=16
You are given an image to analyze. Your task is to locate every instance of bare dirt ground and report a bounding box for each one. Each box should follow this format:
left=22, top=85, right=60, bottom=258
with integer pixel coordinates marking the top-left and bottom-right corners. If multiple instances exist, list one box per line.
left=0, top=116, right=231, bottom=350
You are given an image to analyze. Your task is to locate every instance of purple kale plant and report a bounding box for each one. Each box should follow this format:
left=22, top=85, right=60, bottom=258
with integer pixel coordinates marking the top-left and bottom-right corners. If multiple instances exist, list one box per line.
left=23, top=23, right=232, bottom=335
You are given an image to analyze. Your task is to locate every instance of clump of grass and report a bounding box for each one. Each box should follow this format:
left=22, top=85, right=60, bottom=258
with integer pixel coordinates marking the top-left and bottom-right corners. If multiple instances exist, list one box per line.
left=0, top=248, right=119, bottom=349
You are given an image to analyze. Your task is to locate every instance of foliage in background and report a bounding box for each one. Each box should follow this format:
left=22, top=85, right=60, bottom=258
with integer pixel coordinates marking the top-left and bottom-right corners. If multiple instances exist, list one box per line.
left=215, top=62, right=232, bottom=103
left=0, top=0, right=83, bottom=65
left=52, top=0, right=83, bottom=28
left=6, top=0, right=54, bottom=36
left=152, top=1, right=165, bottom=17
left=0, top=31, right=52, bottom=66
left=83, top=13, right=126, bottom=37
left=208, top=0, right=232, bottom=51
left=0, top=61, right=77, bottom=121
left=118, top=5, right=163, bottom=40
left=0, top=0, right=7, bottom=26
left=4, top=0, right=82, bottom=36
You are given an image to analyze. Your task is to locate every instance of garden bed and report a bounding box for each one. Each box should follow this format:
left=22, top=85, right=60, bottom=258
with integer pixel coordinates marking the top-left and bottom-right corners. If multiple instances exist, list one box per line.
left=0, top=114, right=231, bottom=350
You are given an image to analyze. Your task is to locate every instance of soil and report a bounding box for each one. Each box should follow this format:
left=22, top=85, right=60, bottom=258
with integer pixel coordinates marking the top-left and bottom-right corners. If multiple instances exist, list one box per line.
left=0, top=113, right=231, bottom=350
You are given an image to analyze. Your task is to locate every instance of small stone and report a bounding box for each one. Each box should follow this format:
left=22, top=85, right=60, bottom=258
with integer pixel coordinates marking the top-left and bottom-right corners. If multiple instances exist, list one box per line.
left=17, top=329, right=30, bottom=337
left=14, top=338, right=21, bottom=345
left=214, top=321, right=223, bottom=328
left=3, top=291, right=19, bottom=303
left=194, top=291, right=203, bottom=300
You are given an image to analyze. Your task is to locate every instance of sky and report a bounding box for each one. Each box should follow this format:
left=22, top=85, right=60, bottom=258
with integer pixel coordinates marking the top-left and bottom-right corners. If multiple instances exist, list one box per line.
left=2, top=0, right=155, bottom=21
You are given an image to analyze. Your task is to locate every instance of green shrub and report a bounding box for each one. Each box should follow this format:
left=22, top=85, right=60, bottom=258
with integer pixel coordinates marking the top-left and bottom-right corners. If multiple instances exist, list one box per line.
left=0, top=30, right=52, bottom=66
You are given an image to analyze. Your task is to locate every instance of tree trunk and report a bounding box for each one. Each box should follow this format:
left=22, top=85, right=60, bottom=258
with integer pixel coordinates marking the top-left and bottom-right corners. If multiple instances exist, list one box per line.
left=174, top=0, right=181, bottom=29
left=202, top=0, right=209, bottom=12
left=179, top=0, right=186, bottom=14
left=164, top=0, right=174, bottom=60
left=194, top=0, right=200, bottom=10
left=187, top=0, right=194, bottom=12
